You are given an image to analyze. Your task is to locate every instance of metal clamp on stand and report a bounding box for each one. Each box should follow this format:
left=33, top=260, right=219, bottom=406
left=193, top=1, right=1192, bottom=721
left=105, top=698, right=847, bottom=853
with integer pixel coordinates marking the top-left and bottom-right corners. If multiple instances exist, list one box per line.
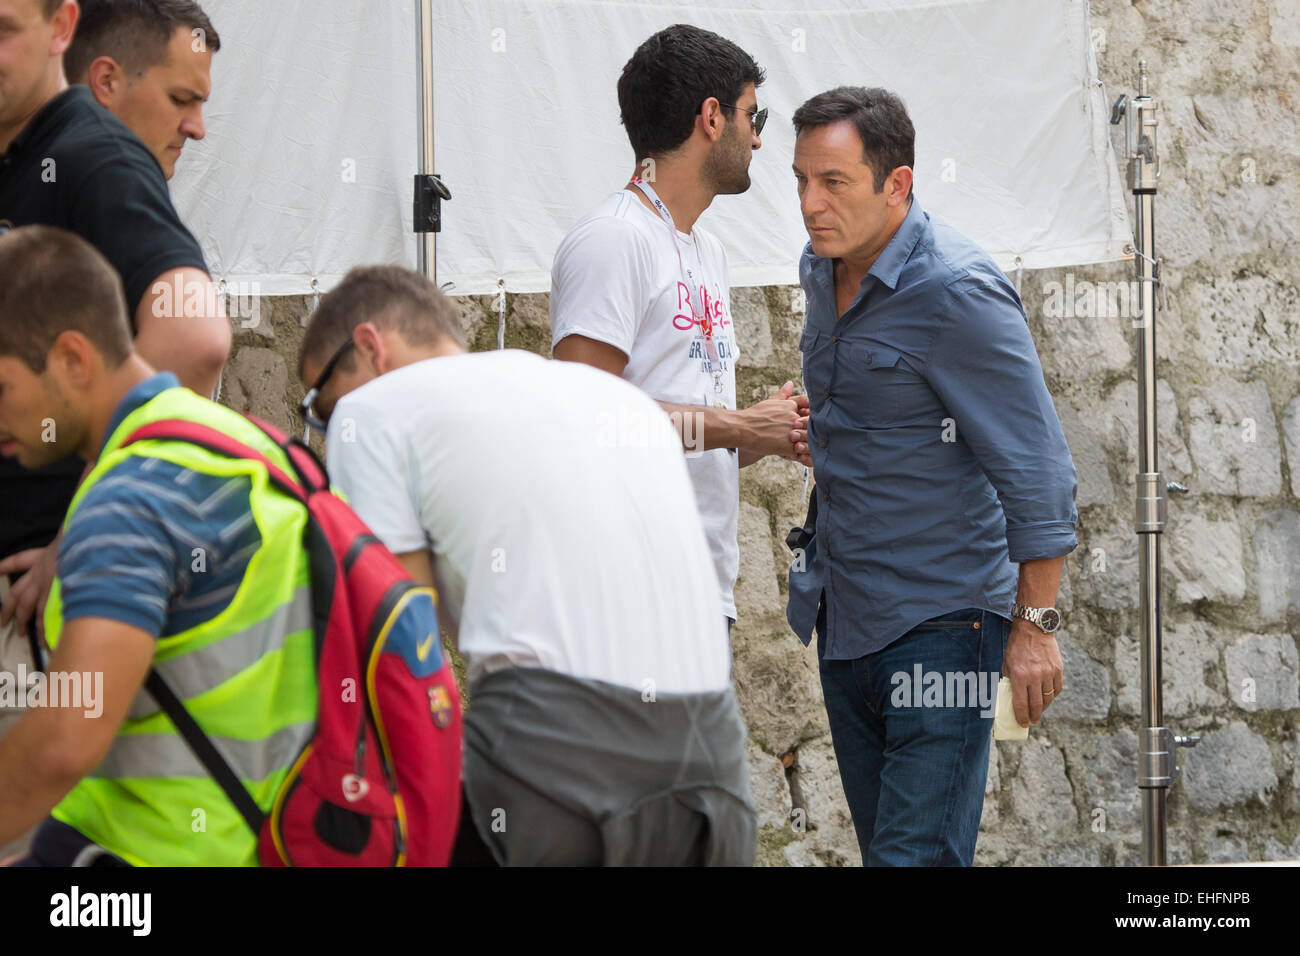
left=1174, top=733, right=1202, bottom=757
left=1139, top=727, right=1175, bottom=788
left=413, top=173, right=452, bottom=235
left=1135, top=472, right=1166, bottom=533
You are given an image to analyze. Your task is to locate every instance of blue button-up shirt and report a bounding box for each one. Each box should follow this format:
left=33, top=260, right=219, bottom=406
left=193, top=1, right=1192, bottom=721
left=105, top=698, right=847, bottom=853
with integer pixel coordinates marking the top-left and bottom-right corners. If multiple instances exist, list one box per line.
left=787, top=198, right=1078, bottom=660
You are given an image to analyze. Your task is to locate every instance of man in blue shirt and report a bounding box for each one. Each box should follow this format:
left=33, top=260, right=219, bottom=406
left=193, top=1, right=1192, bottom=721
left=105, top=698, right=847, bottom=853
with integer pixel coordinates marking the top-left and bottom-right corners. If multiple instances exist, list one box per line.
left=787, top=88, right=1079, bottom=866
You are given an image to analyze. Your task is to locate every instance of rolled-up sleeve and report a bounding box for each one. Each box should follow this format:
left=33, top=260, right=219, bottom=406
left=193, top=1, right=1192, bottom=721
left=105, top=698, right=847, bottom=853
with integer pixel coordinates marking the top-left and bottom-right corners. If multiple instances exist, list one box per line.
left=925, top=275, right=1079, bottom=563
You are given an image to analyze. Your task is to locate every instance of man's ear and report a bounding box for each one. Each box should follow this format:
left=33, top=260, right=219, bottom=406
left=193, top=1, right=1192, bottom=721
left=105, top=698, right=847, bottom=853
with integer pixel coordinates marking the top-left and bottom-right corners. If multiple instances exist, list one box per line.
left=45, top=331, right=97, bottom=390
left=85, top=57, right=126, bottom=107
left=352, top=322, right=388, bottom=373
left=700, top=97, right=725, bottom=143
left=49, top=0, right=79, bottom=57
left=887, top=166, right=915, bottom=206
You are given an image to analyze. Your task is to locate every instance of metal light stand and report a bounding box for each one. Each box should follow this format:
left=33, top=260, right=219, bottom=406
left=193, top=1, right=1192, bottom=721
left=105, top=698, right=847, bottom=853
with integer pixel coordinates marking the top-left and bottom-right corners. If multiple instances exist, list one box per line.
left=1111, top=60, right=1198, bottom=867
left=414, top=0, right=451, bottom=283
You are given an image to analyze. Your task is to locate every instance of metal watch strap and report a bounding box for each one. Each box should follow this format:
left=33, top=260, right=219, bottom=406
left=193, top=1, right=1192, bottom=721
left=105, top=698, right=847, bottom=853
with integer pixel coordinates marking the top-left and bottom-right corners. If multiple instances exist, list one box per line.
left=1013, top=603, right=1039, bottom=626
left=1013, top=602, right=1059, bottom=632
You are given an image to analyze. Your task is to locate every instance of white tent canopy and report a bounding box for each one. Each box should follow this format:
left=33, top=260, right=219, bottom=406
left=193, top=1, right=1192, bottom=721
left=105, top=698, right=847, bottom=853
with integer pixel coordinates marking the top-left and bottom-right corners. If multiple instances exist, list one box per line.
left=172, top=0, right=1131, bottom=296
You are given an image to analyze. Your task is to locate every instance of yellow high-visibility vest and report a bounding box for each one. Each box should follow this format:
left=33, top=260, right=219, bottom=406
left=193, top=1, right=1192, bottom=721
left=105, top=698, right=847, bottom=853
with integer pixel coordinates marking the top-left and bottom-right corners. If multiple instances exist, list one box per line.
left=45, top=386, right=317, bottom=866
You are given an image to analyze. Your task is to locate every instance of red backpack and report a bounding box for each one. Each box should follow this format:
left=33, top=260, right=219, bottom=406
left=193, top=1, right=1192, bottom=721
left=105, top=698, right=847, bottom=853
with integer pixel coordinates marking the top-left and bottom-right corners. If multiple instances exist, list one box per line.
left=122, top=416, right=463, bottom=866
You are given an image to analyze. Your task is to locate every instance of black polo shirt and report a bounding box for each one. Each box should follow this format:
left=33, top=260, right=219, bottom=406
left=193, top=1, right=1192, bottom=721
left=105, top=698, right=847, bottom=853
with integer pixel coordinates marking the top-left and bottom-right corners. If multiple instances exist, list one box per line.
left=0, top=86, right=208, bottom=559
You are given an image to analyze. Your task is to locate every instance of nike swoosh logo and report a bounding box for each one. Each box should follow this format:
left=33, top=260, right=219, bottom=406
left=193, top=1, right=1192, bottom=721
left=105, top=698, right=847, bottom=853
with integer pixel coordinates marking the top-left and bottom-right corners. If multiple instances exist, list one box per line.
left=416, top=634, right=434, bottom=662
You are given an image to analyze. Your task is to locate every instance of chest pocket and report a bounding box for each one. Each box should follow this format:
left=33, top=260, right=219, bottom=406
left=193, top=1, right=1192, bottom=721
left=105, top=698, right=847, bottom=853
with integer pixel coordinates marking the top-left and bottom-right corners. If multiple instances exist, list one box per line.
left=798, top=326, right=825, bottom=389
left=837, top=342, right=907, bottom=428
left=798, top=326, right=821, bottom=355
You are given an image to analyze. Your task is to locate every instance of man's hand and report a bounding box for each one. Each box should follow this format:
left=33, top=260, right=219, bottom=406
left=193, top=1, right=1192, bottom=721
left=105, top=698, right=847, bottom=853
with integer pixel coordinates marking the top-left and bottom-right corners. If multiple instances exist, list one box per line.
left=738, top=381, right=804, bottom=460
left=556, top=335, right=812, bottom=464
left=791, top=413, right=812, bottom=467
left=744, top=410, right=812, bottom=469
left=0, top=540, right=59, bottom=643
left=790, top=390, right=812, bottom=464
left=1002, top=620, right=1063, bottom=727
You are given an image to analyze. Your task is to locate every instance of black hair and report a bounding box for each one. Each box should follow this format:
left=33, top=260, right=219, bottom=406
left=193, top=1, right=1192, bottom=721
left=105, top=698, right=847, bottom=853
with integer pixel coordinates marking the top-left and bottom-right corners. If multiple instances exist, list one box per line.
left=617, top=24, right=764, bottom=160
left=793, top=87, right=915, bottom=197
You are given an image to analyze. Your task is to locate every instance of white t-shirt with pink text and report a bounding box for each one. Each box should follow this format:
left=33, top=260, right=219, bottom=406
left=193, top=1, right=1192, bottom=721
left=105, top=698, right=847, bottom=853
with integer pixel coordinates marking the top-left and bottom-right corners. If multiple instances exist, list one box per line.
left=551, top=189, right=740, bottom=620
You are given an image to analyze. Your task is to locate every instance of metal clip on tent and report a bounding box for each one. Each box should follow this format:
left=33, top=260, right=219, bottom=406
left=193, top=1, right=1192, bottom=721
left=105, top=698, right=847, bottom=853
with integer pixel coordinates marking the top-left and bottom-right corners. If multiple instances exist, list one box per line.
left=414, top=173, right=452, bottom=239
left=496, top=278, right=507, bottom=350
left=1110, top=60, right=1199, bottom=867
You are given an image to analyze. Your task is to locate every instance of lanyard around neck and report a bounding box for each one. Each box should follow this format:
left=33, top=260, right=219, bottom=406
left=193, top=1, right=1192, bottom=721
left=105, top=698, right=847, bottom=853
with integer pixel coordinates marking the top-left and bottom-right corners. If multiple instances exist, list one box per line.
left=629, top=177, right=677, bottom=229
left=628, top=177, right=726, bottom=394
left=629, top=179, right=713, bottom=330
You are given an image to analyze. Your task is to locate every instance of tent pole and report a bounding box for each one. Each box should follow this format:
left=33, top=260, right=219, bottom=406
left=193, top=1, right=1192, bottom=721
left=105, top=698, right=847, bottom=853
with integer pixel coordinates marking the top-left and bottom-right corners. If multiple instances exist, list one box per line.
left=414, top=0, right=449, bottom=282
left=1112, top=59, right=1197, bottom=867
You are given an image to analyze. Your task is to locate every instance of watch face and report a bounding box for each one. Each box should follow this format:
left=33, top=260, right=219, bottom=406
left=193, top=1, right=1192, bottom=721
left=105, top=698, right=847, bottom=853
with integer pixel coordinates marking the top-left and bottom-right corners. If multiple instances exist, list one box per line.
left=1040, top=608, right=1061, bottom=632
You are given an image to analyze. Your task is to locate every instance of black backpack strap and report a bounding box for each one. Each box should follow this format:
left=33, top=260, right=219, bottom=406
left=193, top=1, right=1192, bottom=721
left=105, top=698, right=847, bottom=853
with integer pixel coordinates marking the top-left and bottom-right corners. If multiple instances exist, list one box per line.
left=26, top=624, right=45, bottom=673
left=145, top=670, right=265, bottom=836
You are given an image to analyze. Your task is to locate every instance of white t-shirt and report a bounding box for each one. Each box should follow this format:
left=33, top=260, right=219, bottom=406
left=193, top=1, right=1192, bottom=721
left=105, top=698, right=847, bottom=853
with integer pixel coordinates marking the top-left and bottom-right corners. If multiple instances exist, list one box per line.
left=550, top=189, right=740, bottom=620
left=326, top=349, right=731, bottom=694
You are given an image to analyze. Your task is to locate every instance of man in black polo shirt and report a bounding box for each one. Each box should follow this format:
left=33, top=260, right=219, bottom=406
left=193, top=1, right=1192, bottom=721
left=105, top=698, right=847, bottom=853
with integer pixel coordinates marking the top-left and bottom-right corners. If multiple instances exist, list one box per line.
left=0, top=0, right=230, bottom=813
left=64, top=0, right=219, bottom=181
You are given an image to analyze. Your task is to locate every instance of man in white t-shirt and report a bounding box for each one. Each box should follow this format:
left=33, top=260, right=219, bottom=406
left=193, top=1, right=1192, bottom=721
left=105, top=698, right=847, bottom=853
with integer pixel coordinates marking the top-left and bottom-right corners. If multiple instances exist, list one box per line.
left=552, top=24, right=811, bottom=629
left=298, top=265, right=756, bottom=866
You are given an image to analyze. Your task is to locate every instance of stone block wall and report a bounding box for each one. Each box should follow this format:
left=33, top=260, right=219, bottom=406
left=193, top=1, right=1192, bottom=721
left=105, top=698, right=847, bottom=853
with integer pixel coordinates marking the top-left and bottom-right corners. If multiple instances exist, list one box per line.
left=217, top=0, right=1299, bottom=865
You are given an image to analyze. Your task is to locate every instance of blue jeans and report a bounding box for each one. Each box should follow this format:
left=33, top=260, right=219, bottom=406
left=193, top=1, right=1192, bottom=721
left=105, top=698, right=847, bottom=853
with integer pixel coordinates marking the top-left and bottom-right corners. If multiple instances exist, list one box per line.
left=818, top=606, right=1010, bottom=866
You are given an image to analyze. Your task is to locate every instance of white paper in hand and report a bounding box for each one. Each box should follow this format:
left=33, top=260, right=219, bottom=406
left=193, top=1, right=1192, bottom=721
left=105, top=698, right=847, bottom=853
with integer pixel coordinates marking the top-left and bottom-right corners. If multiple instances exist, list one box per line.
left=993, top=676, right=1029, bottom=740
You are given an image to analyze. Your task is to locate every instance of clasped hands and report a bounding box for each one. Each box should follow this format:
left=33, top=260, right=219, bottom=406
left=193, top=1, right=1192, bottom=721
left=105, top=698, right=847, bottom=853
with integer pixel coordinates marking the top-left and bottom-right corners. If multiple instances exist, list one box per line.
left=742, top=380, right=811, bottom=467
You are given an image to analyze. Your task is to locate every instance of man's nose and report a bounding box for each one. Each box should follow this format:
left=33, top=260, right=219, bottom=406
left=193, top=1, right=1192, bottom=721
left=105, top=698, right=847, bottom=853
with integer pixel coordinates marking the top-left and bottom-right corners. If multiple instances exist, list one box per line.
left=184, top=107, right=207, bottom=141
left=800, top=186, right=824, bottom=217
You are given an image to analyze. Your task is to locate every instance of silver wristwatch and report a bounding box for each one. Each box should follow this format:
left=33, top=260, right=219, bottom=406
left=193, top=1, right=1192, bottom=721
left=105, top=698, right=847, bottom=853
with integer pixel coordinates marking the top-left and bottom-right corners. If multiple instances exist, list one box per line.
left=1011, top=603, right=1062, bottom=633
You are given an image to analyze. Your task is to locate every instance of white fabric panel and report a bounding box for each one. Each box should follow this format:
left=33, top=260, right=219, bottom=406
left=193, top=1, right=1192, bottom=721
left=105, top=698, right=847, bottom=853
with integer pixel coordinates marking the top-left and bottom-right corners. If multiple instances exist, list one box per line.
left=172, top=0, right=1131, bottom=296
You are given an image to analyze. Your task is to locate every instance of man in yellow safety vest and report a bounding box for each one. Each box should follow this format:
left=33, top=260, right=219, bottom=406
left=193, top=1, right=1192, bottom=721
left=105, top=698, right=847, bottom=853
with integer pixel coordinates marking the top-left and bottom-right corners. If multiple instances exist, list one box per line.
left=0, top=224, right=316, bottom=866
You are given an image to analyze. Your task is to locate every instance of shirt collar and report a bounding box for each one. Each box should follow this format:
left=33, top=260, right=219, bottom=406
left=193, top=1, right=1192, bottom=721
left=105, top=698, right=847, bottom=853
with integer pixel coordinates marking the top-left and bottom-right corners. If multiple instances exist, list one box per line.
left=866, top=196, right=926, bottom=291
left=802, top=195, right=928, bottom=297
left=101, top=372, right=181, bottom=456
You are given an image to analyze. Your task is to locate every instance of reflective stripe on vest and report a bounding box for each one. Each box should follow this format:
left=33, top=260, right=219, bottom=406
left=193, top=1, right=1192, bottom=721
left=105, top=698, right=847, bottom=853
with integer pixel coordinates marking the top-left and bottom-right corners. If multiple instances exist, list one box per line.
left=124, top=586, right=314, bottom=721
left=89, top=720, right=316, bottom=781
left=45, top=386, right=319, bottom=867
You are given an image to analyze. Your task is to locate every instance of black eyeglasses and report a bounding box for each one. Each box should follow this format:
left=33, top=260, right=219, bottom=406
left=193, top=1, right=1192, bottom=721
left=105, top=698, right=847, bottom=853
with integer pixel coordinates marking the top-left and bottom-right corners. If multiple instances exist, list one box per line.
left=299, top=338, right=356, bottom=435
left=720, top=104, right=768, bottom=136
